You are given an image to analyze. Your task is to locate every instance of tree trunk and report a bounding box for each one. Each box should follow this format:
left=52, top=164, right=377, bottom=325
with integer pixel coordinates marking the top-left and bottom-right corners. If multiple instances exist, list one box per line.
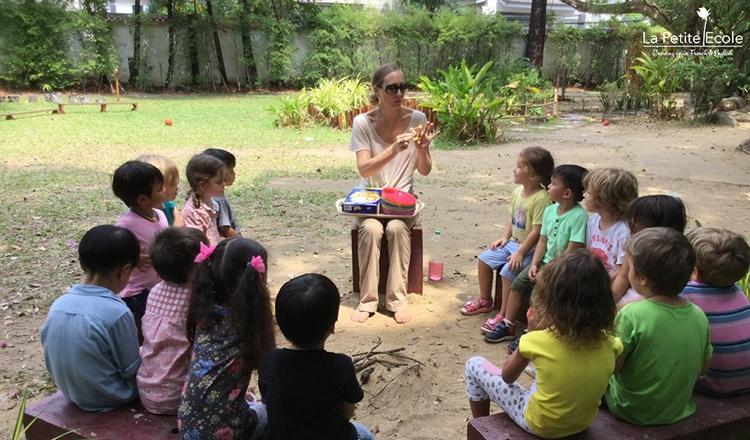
left=165, top=0, right=176, bottom=89
left=239, top=0, right=257, bottom=86
left=188, top=12, right=200, bottom=84
left=131, top=0, right=142, bottom=84
left=206, top=0, right=229, bottom=88
left=525, top=0, right=547, bottom=68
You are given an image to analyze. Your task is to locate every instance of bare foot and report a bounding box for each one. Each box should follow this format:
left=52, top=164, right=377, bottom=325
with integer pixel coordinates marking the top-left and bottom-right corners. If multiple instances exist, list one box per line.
left=351, top=311, right=372, bottom=323
left=394, top=309, right=412, bottom=324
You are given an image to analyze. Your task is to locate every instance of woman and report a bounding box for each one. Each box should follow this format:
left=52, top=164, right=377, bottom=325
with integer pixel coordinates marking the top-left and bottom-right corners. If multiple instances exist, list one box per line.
left=349, top=64, right=439, bottom=324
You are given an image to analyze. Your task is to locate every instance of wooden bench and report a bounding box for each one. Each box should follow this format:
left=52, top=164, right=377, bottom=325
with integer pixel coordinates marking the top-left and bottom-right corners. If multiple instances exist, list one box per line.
left=56, top=102, right=138, bottom=114
left=24, top=392, right=177, bottom=440
left=467, top=392, right=750, bottom=440
left=2, top=109, right=59, bottom=120
left=351, top=223, right=423, bottom=295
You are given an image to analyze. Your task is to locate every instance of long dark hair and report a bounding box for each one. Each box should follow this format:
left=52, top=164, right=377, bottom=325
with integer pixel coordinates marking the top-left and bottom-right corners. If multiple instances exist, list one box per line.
left=187, top=237, right=275, bottom=372
left=532, top=249, right=615, bottom=345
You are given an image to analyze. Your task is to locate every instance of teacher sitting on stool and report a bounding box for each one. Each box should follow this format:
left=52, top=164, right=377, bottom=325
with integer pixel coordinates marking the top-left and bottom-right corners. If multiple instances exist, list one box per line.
left=349, top=63, right=439, bottom=324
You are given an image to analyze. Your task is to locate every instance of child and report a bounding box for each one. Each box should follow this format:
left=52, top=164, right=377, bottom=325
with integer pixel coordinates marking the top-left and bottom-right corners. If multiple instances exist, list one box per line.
left=203, top=148, right=240, bottom=238
left=462, top=146, right=553, bottom=320
left=605, top=227, right=712, bottom=425
left=484, top=165, right=589, bottom=346
left=612, top=194, right=687, bottom=307
left=466, top=250, right=622, bottom=438
left=112, top=160, right=169, bottom=335
left=682, top=227, right=750, bottom=396
left=583, top=168, right=638, bottom=277
left=137, top=227, right=208, bottom=415
left=41, top=225, right=141, bottom=411
left=181, top=153, right=225, bottom=246
left=260, top=274, right=376, bottom=440
left=178, top=237, right=275, bottom=440
left=137, top=154, right=183, bottom=227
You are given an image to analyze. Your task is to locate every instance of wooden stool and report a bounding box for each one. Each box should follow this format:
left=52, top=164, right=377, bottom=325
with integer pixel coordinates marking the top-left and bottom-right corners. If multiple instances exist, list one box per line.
left=351, top=224, right=423, bottom=295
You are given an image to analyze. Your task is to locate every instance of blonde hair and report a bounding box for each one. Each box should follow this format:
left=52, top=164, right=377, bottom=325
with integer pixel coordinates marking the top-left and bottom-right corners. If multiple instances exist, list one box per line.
left=137, top=154, right=179, bottom=187
left=686, top=227, right=750, bottom=287
left=583, top=168, right=638, bottom=219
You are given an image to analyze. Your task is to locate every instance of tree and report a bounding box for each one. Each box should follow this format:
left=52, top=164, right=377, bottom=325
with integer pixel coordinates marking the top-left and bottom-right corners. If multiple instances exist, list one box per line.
left=525, top=0, right=547, bottom=68
left=130, top=0, right=142, bottom=83
left=239, top=0, right=258, bottom=86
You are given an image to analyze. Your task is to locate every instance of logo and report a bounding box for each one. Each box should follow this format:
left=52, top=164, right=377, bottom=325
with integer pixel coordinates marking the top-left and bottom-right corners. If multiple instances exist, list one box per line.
left=642, top=7, right=742, bottom=57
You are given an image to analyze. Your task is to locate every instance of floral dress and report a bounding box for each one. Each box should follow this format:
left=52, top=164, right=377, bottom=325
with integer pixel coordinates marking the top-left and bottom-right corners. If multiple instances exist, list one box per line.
left=178, top=306, right=258, bottom=440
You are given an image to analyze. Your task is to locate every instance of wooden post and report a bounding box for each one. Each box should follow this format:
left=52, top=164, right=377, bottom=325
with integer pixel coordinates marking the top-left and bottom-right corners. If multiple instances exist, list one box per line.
left=100, top=103, right=108, bottom=112
left=57, top=103, right=65, bottom=114
left=114, top=68, right=121, bottom=102
left=553, top=87, right=558, bottom=116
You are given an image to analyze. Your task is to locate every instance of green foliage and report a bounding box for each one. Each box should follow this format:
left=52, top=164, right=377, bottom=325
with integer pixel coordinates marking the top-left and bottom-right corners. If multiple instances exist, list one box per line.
left=676, top=56, right=741, bottom=120
left=264, top=19, right=294, bottom=87
left=501, top=69, right=554, bottom=113
left=548, top=24, right=582, bottom=94
left=268, top=93, right=312, bottom=128
left=740, top=270, right=750, bottom=299
left=0, top=0, right=74, bottom=89
left=268, top=78, right=369, bottom=128
left=632, top=52, right=681, bottom=119
left=72, top=9, right=118, bottom=87
left=579, top=19, right=652, bottom=87
left=598, top=80, right=620, bottom=116
left=418, top=61, right=507, bottom=144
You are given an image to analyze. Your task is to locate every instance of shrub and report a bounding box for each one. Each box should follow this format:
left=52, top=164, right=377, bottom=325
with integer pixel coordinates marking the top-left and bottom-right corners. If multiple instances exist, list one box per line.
left=632, top=52, right=681, bottom=119
left=676, top=56, right=741, bottom=120
left=268, top=93, right=312, bottom=128
left=418, top=61, right=507, bottom=143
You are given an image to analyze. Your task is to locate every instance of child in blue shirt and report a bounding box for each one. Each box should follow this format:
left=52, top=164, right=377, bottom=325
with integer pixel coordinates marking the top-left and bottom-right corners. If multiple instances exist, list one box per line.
left=40, top=225, right=141, bottom=411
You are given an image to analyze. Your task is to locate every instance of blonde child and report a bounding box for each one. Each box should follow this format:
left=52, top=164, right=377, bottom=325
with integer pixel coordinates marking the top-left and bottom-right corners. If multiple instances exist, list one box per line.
left=137, top=154, right=183, bottom=227
left=612, top=195, right=687, bottom=307
left=137, top=227, right=208, bottom=415
left=683, top=227, right=750, bottom=396
left=466, top=250, right=622, bottom=438
left=178, top=238, right=275, bottom=439
left=583, top=168, right=638, bottom=277
left=605, top=228, right=711, bottom=425
left=112, top=160, right=168, bottom=337
left=181, top=154, right=225, bottom=245
left=203, top=148, right=240, bottom=238
left=461, top=146, right=553, bottom=322
left=485, top=165, right=589, bottom=347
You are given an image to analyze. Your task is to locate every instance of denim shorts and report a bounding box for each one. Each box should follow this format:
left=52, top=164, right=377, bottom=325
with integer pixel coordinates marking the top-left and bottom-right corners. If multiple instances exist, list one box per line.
left=478, top=240, right=533, bottom=281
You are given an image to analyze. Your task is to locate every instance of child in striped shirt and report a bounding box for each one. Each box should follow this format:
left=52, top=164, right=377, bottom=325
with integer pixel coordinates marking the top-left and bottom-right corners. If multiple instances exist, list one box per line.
left=682, top=227, right=750, bottom=396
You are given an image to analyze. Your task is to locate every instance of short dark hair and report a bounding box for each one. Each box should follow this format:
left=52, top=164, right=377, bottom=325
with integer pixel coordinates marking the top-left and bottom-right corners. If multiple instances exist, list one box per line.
left=150, top=227, right=209, bottom=284
left=112, top=160, right=163, bottom=207
left=552, top=164, right=588, bottom=202
left=275, top=273, right=340, bottom=348
left=626, top=227, right=695, bottom=296
left=78, top=225, right=140, bottom=275
left=185, top=154, right=224, bottom=192
left=626, top=195, right=687, bottom=233
left=203, top=148, right=236, bottom=168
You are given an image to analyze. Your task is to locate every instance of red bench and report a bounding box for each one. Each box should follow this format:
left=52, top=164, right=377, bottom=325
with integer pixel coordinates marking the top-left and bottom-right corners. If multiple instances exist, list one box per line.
left=351, top=223, right=423, bottom=295
left=467, top=392, right=750, bottom=440
left=24, top=392, right=177, bottom=440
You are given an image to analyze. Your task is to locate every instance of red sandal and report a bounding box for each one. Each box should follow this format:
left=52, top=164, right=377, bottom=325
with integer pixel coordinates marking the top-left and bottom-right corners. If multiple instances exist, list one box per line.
left=481, top=312, right=505, bottom=333
left=460, top=298, right=493, bottom=316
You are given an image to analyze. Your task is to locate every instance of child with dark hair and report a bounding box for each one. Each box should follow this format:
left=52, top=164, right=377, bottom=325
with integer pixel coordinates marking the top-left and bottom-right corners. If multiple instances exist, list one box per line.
left=466, top=250, right=622, bottom=438
left=203, top=148, right=241, bottom=238
left=612, top=194, right=688, bottom=307
left=683, top=227, right=750, bottom=396
left=260, top=274, right=376, bottom=440
left=41, top=225, right=141, bottom=411
left=178, top=237, right=275, bottom=440
left=182, top=154, right=225, bottom=246
left=137, top=154, right=183, bottom=227
left=484, top=165, right=589, bottom=349
left=137, top=227, right=208, bottom=415
left=112, top=160, right=169, bottom=338
left=462, top=146, right=553, bottom=320
left=605, top=227, right=712, bottom=425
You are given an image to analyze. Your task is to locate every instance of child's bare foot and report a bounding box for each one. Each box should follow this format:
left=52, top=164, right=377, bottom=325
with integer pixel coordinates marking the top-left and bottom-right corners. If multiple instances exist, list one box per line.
left=394, top=309, right=412, bottom=324
left=351, top=311, right=372, bottom=323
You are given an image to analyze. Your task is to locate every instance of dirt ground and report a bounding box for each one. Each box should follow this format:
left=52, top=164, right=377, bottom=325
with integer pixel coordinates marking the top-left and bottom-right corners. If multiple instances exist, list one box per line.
left=1, top=113, right=749, bottom=439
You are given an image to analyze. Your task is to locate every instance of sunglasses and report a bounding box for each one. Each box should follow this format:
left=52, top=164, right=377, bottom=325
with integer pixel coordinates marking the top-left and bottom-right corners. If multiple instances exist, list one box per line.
left=379, top=83, right=409, bottom=95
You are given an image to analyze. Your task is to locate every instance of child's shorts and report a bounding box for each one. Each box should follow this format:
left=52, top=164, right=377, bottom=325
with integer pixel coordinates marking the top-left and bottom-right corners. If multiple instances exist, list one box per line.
left=478, top=240, right=533, bottom=280
left=511, top=261, right=546, bottom=296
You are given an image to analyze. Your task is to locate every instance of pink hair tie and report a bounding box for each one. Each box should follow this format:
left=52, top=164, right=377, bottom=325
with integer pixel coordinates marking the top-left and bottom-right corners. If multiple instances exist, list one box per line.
left=249, top=255, right=266, bottom=273
left=194, top=242, right=217, bottom=263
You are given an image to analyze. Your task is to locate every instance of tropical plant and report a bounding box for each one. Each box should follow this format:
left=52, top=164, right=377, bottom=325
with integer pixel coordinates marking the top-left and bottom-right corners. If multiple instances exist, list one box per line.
left=632, top=52, right=681, bottom=119
left=268, top=94, right=312, bottom=128
left=598, top=81, right=620, bottom=118
left=676, top=56, right=740, bottom=120
left=740, top=270, right=750, bottom=299
left=500, top=69, right=554, bottom=116
left=268, top=77, right=368, bottom=128
left=418, top=61, right=507, bottom=143
left=548, top=24, right=582, bottom=99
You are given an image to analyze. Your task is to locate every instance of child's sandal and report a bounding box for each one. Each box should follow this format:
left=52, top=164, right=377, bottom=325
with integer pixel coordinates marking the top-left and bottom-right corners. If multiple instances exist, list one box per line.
left=460, top=298, right=493, bottom=316
left=481, top=312, right=505, bottom=333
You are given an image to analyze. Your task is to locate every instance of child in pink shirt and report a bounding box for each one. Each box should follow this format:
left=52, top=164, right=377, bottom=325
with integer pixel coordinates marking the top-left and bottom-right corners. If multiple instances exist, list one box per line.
left=137, top=227, right=208, bottom=414
left=112, top=160, right=169, bottom=339
left=182, top=154, right=225, bottom=245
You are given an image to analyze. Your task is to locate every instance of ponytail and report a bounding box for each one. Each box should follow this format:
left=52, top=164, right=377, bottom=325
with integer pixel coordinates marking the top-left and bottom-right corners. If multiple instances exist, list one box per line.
left=230, top=262, right=275, bottom=372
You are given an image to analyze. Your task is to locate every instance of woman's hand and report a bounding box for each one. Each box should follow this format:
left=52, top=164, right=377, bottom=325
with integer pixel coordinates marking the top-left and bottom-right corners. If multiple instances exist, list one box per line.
left=391, top=133, right=414, bottom=153
left=414, top=122, right=439, bottom=149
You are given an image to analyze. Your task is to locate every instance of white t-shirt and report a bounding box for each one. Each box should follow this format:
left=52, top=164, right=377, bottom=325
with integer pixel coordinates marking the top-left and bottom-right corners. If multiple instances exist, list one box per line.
left=586, top=214, right=629, bottom=272
left=349, top=110, right=428, bottom=194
